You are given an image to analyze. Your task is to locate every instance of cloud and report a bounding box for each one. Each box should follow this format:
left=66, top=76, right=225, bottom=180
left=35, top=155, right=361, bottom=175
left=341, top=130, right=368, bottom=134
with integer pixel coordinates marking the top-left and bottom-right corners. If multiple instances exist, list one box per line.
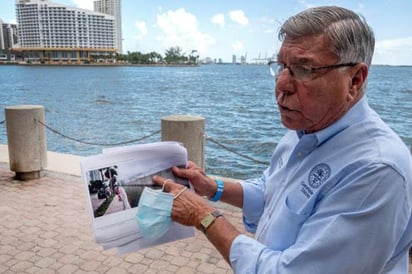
left=70, top=0, right=94, bottom=10
left=212, top=14, right=225, bottom=27
left=156, top=8, right=215, bottom=55
left=374, top=37, right=412, bottom=65
left=375, top=37, right=412, bottom=50
left=134, top=21, right=147, bottom=40
left=229, top=10, right=248, bottom=26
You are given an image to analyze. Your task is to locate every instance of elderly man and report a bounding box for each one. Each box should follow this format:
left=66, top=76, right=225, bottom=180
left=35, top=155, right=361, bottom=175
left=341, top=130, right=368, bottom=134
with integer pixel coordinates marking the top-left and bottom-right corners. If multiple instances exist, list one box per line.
left=151, top=6, right=412, bottom=273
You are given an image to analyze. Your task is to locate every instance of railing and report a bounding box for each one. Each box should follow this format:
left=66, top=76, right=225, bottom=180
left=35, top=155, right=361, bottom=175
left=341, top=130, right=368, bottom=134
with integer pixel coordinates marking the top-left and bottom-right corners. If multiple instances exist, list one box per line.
left=0, top=106, right=270, bottom=180
left=2, top=105, right=411, bottom=180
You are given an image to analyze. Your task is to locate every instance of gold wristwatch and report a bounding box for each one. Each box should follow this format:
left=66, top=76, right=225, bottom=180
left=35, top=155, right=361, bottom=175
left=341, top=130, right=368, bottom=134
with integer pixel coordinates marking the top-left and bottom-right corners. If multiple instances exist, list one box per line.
left=200, top=210, right=223, bottom=233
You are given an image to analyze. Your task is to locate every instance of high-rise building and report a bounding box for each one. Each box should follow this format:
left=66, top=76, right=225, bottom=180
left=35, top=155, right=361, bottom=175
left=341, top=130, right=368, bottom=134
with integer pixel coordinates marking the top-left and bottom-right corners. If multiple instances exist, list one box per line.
left=14, top=0, right=117, bottom=63
left=0, top=20, right=18, bottom=51
left=93, top=0, right=122, bottom=54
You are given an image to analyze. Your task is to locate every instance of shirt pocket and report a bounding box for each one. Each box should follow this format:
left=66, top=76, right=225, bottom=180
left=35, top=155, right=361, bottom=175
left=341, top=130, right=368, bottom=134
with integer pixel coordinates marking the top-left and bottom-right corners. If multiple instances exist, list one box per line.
left=259, top=196, right=310, bottom=250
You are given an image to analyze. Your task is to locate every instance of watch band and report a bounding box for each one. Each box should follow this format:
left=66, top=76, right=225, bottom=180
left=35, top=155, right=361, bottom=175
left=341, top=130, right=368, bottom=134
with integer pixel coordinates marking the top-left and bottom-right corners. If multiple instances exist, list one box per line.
left=200, top=210, right=223, bottom=233
left=209, top=179, right=224, bottom=202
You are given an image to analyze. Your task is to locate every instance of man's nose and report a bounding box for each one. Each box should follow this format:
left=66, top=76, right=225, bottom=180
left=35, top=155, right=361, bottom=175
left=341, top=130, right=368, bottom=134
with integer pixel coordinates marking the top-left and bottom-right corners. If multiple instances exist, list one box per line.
left=276, top=70, right=295, bottom=95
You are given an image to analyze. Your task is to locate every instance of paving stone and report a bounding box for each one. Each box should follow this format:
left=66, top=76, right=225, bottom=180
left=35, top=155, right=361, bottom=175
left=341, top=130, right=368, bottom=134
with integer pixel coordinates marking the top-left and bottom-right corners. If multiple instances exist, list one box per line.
left=101, top=255, right=123, bottom=267
left=79, top=260, right=101, bottom=272
left=15, top=250, right=36, bottom=261
left=126, top=263, right=148, bottom=273
left=145, top=248, right=165, bottom=260
left=0, top=265, right=11, bottom=274
left=170, top=255, right=190, bottom=266
left=175, top=266, right=197, bottom=274
left=104, top=267, right=129, bottom=274
left=9, top=261, right=33, bottom=272
left=124, top=252, right=144, bottom=264
left=1, top=165, right=410, bottom=274
left=23, top=265, right=43, bottom=274
left=34, top=256, right=58, bottom=268
left=0, top=254, right=12, bottom=264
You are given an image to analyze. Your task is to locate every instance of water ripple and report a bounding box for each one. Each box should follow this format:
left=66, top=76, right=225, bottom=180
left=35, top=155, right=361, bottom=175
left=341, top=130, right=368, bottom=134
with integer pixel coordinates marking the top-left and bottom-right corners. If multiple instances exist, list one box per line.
left=0, top=64, right=411, bottom=179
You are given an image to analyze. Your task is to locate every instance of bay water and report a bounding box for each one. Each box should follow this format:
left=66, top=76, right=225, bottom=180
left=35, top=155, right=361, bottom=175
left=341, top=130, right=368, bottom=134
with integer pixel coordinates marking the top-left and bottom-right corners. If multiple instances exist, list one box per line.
left=0, top=64, right=411, bottom=179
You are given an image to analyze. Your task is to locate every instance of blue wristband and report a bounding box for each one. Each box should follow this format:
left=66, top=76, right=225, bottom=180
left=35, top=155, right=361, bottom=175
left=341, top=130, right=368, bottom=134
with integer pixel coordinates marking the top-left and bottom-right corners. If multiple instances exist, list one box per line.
left=210, top=179, right=224, bottom=202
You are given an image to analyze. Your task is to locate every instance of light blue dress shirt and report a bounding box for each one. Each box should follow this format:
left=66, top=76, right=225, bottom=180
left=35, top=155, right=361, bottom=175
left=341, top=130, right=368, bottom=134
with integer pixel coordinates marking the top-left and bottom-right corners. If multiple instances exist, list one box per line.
left=230, top=96, right=412, bottom=273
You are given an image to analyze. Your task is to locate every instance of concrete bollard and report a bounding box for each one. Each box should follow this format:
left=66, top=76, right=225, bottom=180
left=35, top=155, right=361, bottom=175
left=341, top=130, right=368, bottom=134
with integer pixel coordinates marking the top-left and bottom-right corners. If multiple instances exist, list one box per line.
left=5, top=105, right=48, bottom=180
left=161, top=115, right=205, bottom=169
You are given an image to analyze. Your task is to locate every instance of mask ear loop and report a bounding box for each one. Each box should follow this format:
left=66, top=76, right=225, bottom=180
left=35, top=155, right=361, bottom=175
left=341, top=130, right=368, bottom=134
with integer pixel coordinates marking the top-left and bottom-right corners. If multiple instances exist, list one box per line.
left=162, top=179, right=187, bottom=198
left=174, top=187, right=187, bottom=199
left=162, top=179, right=173, bottom=192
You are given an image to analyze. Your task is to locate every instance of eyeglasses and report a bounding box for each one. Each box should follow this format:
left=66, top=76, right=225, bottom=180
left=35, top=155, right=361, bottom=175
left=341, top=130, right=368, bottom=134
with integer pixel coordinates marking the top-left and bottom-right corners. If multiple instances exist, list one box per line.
left=268, top=61, right=357, bottom=82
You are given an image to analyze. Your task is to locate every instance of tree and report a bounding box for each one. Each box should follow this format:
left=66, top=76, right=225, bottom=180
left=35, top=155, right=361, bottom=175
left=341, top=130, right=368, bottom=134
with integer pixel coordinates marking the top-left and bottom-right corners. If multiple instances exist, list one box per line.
left=116, top=52, right=128, bottom=62
left=148, top=51, right=163, bottom=63
left=188, top=50, right=199, bottom=64
left=164, top=46, right=187, bottom=64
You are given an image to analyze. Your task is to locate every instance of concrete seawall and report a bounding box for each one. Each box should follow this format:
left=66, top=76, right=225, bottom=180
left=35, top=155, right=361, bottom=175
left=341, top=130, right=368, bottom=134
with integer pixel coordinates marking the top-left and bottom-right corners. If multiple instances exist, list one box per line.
left=0, top=144, right=81, bottom=176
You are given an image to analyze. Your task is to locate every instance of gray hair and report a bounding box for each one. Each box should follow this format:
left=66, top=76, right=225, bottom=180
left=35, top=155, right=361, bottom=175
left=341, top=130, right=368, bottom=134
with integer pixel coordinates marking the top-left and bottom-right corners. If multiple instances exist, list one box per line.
left=279, top=6, right=375, bottom=67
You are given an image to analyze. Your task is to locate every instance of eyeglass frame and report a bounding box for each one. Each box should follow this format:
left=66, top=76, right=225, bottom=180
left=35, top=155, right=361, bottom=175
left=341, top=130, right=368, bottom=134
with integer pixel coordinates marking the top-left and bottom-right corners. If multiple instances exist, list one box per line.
left=268, top=60, right=358, bottom=81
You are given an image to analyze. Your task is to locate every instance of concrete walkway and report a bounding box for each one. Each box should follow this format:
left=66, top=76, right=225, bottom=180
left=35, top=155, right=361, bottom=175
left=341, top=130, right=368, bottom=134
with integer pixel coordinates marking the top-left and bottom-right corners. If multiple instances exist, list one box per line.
left=0, top=145, right=245, bottom=274
left=0, top=145, right=411, bottom=273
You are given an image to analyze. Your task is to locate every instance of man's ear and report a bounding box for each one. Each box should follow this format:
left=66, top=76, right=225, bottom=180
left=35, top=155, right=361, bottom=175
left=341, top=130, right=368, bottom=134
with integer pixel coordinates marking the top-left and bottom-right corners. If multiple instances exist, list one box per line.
left=349, top=63, right=368, bottom=97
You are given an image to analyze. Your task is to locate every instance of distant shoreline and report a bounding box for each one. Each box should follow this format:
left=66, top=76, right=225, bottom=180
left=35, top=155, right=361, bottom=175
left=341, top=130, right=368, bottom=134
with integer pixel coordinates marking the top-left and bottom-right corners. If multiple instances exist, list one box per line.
left=0, top=62, right=200, bottom=67
left=1, top=62, right=406, bottom=67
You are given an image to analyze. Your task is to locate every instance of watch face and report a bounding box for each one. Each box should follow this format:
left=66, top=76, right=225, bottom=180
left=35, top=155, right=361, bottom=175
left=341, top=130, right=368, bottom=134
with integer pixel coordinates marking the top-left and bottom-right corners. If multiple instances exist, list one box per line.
left=200, top=211, right=223, bottom=233
left=201, top=214, right=215, bottom=229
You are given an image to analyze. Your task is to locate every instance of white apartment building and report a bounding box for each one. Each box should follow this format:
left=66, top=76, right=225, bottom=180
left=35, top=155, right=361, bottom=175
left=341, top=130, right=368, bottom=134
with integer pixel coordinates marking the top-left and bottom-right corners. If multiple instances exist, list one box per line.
left=93, top=0, right=122, bottom=54
left=14, top=0, right=117, bottom=63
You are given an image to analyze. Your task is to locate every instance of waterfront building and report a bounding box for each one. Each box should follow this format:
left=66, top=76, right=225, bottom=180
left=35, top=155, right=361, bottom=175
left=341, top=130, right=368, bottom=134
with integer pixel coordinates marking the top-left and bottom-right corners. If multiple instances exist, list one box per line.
left=0, top=20, right=18, bottom=61
left=0, top=20, right=18, bottom=51
left=14, top=0, right=117, bottom=63
left=93, top=0, right=122, bottom=54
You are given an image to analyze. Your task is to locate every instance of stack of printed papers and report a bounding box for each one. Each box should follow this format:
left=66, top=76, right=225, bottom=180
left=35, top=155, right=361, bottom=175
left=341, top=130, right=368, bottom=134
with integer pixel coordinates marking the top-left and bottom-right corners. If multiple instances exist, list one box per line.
left=80, top=141, right=194, bottom=254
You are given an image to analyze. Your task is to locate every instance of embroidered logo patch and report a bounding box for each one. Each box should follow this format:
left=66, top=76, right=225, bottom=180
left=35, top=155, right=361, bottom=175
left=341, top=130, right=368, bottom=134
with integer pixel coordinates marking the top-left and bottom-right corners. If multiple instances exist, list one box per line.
left=308, top=163, right=331, bottom=188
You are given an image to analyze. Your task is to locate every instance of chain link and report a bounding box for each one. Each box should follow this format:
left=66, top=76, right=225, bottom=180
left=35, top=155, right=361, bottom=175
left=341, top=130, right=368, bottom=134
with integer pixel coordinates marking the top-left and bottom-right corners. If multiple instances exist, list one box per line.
left=37, top=120, right=160, bottom=146
left=0, top=118, right=270, bottom=165
left=206, top=135, right=270, bottom=165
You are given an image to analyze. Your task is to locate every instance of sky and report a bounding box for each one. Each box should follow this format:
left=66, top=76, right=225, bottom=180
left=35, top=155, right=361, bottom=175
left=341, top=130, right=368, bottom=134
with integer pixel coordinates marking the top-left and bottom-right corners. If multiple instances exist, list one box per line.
left=1, top=0, right=412, bottom=65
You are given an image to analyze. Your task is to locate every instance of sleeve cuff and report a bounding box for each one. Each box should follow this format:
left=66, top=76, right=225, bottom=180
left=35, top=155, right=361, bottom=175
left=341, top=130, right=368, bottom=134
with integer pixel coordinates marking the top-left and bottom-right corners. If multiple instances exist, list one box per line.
left=229, top=234, right=266, bottom=273
left=239, top=180, right=265, bottom=232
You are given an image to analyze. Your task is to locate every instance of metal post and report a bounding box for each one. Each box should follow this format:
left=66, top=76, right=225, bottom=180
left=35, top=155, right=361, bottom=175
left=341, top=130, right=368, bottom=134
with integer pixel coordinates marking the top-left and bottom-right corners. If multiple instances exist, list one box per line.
left=5, top=105, right=48, bottom=180
left=161, top=115, right=205, bottom=169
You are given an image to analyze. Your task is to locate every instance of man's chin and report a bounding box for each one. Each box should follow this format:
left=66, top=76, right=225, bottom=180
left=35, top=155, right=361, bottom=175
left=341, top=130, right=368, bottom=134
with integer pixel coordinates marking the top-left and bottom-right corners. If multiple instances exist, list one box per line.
left=280, top=117, right=303, bottom=131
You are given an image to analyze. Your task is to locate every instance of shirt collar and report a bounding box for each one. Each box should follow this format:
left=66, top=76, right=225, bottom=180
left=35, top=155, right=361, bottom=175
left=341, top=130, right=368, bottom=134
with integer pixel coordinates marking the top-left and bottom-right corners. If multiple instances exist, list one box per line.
left=296, top=96, right=370, bottom=147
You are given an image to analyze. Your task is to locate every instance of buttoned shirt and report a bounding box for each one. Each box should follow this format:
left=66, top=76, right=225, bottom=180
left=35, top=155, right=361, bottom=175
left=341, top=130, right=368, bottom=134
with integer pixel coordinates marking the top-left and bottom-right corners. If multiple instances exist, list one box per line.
left=230, top=96, right=412, bottom=273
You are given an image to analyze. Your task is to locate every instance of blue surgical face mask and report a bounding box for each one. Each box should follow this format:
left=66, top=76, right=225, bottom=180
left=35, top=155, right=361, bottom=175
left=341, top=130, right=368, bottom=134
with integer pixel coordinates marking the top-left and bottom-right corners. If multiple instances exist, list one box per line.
left=136, top=187, right=174, bottom=241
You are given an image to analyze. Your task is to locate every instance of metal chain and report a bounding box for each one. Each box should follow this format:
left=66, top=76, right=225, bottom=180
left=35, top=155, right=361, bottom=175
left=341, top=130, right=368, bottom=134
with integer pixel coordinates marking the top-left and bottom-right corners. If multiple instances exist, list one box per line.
left=206, top=135, right=270, bottom=165
left=36, top=120, right=160, bottom=146
left=0, top=119, right=269, bottom=165
left=2, top=118, right=411, bottom=166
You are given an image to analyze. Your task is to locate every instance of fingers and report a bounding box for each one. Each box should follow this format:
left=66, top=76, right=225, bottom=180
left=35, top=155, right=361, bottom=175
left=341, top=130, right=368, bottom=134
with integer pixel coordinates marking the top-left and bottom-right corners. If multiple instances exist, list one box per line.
left=152, top=175, right=173, bottom=191
left=162, top=179, right=174, bottom=191
left=172, top=162, right=204, bottom=179
left=152, top=175, right=183, bottom=194
left=172, top=165, right=190, bottom=176
left=152, top=175, right=165, bottom=187
left=186, top=161, right=199, bottom=169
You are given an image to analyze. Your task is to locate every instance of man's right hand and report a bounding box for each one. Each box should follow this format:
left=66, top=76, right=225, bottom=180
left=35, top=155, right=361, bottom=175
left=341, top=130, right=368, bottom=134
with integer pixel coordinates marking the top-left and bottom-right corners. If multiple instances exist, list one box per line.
left=172, top=161, right=217, bottom=199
